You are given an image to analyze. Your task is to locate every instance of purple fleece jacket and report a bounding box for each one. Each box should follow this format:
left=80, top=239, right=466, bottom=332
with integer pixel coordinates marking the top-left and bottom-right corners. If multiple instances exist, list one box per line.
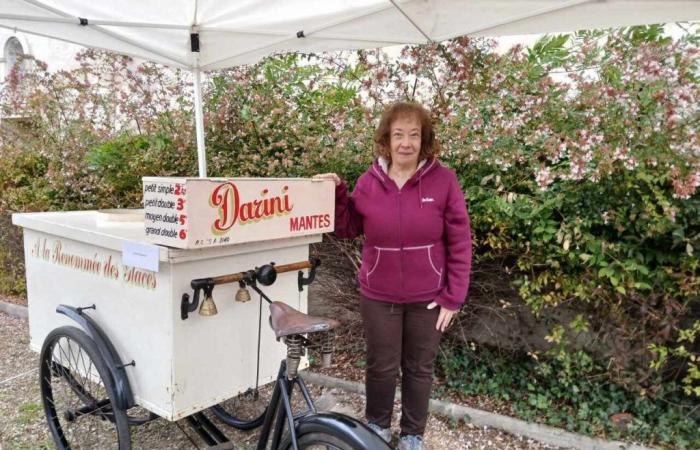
left=334, top=157, right=472, bottom=311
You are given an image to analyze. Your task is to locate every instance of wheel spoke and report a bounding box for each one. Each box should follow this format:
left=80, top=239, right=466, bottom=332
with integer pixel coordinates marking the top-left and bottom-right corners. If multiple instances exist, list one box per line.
left=57, top=339, right=69, bottom=371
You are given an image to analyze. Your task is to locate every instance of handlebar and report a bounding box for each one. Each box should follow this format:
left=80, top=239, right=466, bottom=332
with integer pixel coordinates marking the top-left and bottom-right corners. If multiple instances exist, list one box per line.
left=204, top=259, right=316, bottom=287
left=181, top=257, right=320, bottom=320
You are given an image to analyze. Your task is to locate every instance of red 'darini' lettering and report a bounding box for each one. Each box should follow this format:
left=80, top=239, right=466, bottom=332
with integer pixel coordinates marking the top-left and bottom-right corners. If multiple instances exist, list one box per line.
left=210, top=183, right=293, bottom=234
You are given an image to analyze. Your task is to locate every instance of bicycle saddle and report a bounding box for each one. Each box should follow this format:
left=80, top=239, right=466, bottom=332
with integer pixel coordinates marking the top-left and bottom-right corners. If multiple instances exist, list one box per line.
left=268, top=301, right=340, bottom=338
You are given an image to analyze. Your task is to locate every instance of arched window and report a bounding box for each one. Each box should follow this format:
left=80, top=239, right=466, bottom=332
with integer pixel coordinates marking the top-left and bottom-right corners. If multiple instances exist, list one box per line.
left=4, top=37, right=24, bottom=69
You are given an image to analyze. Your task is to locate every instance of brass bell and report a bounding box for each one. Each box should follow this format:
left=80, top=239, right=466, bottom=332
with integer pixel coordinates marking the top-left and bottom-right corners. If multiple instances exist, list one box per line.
left=235, top=282, right=251, bottom=302
left=199, top=293, right=218, bottom=316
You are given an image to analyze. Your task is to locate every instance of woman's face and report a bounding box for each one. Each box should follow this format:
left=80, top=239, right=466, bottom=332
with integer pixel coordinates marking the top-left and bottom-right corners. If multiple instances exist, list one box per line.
left=389, top=115, right=421, bottom=168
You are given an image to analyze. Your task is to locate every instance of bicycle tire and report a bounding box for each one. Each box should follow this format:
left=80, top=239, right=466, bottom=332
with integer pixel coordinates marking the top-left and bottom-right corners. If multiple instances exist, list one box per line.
left=280, top=430, right=364, bottom=450
left=40, top=326, right=131, bottom=450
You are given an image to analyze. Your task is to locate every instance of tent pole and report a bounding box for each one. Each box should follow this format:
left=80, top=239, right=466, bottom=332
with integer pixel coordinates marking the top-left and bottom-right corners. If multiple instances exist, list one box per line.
left=193, top=68, right=207, bottom=178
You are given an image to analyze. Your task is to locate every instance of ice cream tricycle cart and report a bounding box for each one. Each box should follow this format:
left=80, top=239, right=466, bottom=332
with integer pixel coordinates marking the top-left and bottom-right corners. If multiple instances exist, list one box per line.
left=13, top=177, right=389, bottom=450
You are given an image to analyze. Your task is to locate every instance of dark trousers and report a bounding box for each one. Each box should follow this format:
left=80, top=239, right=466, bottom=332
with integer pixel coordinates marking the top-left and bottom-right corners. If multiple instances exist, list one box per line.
left=359, top=297, right=443, bottom=436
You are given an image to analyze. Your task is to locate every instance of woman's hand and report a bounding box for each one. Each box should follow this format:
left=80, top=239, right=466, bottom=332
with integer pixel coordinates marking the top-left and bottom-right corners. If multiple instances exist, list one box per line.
left=427, top=302, right=456, bottom=332
left=312, top=173, right=342, bottom=186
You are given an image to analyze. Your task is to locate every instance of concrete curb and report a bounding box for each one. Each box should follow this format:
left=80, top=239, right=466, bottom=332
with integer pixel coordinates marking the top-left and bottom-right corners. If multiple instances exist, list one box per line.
left=302, top=371, right=656, bottom=450
left=0, top=300, right=27, bottom=319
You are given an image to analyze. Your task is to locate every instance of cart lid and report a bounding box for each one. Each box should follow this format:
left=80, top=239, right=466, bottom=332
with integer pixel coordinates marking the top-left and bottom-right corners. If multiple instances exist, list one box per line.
left=12, top=210, right=320, bottom=263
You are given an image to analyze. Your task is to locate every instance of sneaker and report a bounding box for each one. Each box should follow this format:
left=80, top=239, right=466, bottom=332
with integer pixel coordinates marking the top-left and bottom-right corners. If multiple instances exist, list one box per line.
left=397, top=434, right=423, bottom=450
left=367, top=422, right=391, bottom=443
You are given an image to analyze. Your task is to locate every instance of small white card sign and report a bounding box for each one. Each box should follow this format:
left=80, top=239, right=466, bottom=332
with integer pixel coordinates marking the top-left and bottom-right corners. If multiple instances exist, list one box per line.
left=122, top=241, right=160, bottom=272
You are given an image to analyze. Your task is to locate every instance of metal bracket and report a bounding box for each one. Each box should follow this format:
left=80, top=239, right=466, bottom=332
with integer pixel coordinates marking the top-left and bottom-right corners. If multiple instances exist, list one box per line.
left=76, top=304, right=96, bottom=314
left=297, top=257, right=320, bottom=291
left=116, top=360, right=136, bottom=370
left=181, top=278, right=214, bottom=320
left=190, top=32, right=200, bottom=52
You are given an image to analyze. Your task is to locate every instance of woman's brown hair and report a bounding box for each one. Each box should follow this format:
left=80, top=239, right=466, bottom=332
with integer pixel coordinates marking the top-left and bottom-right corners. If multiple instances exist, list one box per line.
left=373, top=102, right=441, bottom=161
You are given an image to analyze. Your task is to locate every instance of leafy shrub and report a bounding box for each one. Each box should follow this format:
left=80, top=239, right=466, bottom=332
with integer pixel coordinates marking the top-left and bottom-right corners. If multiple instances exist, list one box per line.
left=437, top=344, right=700, bottom=449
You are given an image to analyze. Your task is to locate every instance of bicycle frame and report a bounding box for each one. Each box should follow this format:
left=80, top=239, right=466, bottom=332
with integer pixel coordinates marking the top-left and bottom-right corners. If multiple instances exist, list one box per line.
left=256, top=360, right=308, bottom=450
left=256, top=359, right=389, bottom=450
left=185, top=260, right=390, bottom=450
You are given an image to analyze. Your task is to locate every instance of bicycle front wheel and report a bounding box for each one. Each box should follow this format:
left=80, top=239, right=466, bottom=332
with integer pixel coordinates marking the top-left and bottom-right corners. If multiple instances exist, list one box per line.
left=281, top=431, right=363, bottom=450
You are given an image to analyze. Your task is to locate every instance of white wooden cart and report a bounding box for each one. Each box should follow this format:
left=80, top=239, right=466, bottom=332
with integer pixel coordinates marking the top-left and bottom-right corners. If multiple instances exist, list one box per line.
left=12, top=178, right=389, bottom=449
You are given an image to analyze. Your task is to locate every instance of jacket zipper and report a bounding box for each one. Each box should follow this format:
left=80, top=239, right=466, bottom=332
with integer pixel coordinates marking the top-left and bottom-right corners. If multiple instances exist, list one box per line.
left=398, top=187, right=403, bottom=292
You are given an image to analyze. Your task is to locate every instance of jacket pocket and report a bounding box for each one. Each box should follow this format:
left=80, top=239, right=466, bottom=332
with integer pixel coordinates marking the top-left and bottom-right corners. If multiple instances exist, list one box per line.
left=365, top=247, right=402, bottom=294
left=403, top=245, right=443, bottom=294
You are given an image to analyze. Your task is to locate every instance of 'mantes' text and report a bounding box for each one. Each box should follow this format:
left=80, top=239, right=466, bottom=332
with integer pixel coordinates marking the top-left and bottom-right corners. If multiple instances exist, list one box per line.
left=289, top=214, right=331, bottom=232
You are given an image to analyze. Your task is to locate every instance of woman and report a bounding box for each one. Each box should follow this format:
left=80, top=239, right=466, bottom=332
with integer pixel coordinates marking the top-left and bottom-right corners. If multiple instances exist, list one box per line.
left=314, top=102, right=472, bottom=450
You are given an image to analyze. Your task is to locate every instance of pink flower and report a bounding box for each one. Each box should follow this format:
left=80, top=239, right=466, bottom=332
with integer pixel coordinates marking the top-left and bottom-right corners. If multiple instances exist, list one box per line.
left=535, top=167, right=554, bottom=190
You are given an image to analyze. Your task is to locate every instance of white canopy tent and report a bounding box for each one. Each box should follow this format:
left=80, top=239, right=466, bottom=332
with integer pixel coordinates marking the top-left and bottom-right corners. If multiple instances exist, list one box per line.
left=1, top=0, right=699, bottom=177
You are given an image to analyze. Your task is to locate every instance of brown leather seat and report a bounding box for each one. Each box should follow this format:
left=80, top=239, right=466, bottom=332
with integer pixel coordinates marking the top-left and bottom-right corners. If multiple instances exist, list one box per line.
left=268, top=301, right=340, bottom=339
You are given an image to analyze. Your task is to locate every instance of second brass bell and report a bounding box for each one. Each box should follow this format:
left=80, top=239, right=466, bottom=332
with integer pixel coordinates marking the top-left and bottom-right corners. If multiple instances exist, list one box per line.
left=236, top=286, right=251, bottom=302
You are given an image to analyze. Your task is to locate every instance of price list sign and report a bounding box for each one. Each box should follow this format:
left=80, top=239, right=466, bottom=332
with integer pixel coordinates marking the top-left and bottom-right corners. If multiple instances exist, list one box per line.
left=143, top=180, right=189, bottom=242
left=142, top=177, right=335, bottom=249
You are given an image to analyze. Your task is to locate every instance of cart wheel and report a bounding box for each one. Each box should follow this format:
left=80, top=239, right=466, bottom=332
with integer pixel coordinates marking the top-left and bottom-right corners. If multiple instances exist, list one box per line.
left=40, top=326, right=131, bottom=449
left=210, top=386, right=269, bottom=430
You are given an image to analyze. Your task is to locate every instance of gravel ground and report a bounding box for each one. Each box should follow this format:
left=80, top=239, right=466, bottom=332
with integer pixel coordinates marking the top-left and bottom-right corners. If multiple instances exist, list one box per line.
left=0, top=311, right=564, bottom=449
